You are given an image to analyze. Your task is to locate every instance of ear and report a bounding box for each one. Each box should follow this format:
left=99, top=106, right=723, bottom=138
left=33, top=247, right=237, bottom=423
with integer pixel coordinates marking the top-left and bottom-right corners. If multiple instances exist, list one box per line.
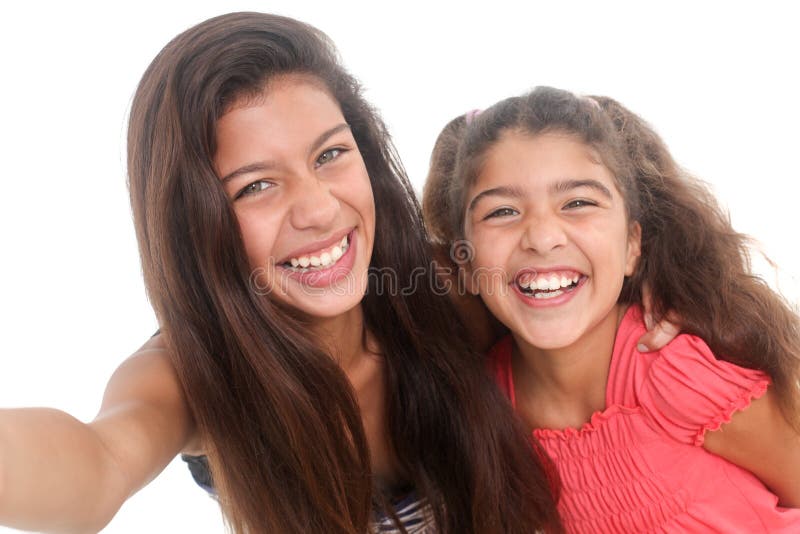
left=449, top=237, right=481, bottom=295
left=625, top=221, right=642, bottom=276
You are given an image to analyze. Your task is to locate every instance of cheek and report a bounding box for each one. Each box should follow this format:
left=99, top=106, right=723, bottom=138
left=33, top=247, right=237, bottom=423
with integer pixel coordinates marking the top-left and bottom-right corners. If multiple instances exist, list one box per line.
left=342, top=161, right=375, bottom=228
left=237, top=211, right=280, bottom=269
left=468, top=237, right=509, bottom=294
left=467, top=226, right=503, bottom=268
left=574, top=216, right=626, bottom=251
left=360, top=183, right=376, bottom=230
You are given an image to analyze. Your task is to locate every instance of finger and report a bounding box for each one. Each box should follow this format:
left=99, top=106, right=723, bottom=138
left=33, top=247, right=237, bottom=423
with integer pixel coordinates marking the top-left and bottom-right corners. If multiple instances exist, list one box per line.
left=641, top=281, right=655, bottom=331
left=637, top=319, right=681, bottom=352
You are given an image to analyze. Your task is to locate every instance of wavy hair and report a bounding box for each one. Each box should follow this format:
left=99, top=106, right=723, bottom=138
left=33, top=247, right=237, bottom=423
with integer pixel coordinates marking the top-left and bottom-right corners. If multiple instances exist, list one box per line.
left=449, top=86, right=800, bottom=430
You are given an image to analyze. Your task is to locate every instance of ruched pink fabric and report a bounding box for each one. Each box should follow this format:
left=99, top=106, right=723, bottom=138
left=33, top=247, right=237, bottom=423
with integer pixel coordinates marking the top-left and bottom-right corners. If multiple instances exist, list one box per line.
left=490, top=305, right=800, bottom=533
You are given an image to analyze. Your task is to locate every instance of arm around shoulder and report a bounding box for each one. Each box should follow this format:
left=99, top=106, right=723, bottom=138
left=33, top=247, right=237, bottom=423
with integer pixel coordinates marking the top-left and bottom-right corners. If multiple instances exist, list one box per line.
left=0, top=334, right=196, bottom=533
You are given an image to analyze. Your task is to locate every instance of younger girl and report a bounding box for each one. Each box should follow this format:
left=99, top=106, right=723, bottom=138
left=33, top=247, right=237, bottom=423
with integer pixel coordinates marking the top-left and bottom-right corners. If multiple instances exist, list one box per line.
left=445, top=87, right=800, bottom=532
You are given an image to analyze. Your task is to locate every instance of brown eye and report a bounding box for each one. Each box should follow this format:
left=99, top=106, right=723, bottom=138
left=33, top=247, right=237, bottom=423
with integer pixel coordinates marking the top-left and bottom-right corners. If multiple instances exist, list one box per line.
left=484, top=207, right=518, bottom=220
left=563, top=199, right=596, bottom=209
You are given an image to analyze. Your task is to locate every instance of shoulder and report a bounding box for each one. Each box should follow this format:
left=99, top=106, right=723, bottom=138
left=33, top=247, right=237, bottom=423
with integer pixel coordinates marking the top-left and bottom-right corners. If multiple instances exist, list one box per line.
left=91, top=332, right=200, bottom=471
left=97, top=333, right=184, bottom=416
left=627, top=323, right=770, bottom=446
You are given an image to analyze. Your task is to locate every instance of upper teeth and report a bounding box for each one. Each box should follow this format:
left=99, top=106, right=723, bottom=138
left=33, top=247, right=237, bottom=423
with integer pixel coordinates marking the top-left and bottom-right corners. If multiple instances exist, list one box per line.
left=519, top=274, right=580, bottom=291
left=287, top=235, right=349, bottom=269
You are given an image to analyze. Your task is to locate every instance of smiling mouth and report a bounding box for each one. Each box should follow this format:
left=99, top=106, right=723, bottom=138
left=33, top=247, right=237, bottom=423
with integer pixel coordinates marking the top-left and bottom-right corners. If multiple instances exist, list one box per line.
left=516, top=271, right=584, bottom=300
left=281, top=234, right=351, bottom=272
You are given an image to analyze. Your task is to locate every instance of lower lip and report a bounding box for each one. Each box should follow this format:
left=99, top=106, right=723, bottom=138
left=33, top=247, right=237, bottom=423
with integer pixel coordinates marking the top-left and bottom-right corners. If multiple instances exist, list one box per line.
left=280, top=230, right=357, bottom=288
left=512, top=276, right=586, bottom=308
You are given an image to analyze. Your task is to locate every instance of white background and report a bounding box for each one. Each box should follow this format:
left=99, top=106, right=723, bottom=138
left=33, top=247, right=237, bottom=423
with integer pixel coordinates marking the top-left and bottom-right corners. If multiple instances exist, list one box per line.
left=1, top=1, right=797, bottom=532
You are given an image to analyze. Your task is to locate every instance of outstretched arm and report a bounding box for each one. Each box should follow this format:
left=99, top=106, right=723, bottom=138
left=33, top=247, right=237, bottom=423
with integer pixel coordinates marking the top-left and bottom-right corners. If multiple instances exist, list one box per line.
left=703, top=388, right=800, bottom=507
left=0, top=334, right=196, bottom=533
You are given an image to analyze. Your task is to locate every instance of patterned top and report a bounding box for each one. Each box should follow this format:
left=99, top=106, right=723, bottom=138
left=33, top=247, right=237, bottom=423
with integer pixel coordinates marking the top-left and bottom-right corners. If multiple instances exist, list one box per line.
left=490, top=305, right=800, bottom=533
left=372, top=492, right=437, bottom=533
left=182, top=455, right=437, bottom=533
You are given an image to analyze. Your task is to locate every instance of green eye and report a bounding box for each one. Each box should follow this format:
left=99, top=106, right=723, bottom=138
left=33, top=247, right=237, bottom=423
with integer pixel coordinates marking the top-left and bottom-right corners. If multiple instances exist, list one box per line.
left=316, top=148, right=343, bottom=166
left=236, top=180, right=273, bottom=199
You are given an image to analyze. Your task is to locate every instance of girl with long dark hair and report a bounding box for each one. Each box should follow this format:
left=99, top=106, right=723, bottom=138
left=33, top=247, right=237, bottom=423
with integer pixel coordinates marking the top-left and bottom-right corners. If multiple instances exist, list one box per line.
left=0, top=13, right=565, bottom=533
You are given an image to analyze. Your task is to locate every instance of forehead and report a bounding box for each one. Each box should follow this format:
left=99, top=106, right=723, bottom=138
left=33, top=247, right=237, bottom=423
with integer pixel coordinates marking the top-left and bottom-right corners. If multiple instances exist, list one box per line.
left=474, top=131, right=613, bottom=190
left=213, top=76, right=345, bottom=172
left=218, top=74, right=342, bottom=132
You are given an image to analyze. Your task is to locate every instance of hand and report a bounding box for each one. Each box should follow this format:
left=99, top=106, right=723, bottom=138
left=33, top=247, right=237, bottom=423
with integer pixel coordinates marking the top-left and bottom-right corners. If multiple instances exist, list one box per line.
left=637, top=283, right=681, bottom=352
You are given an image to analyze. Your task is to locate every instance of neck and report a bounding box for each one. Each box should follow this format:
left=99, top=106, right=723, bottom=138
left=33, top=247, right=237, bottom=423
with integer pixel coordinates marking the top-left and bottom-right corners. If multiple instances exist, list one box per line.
left=312, top=304, right=396, bottom=483
left=309, top=304, right=368, bottom=372
left=512, top=304, right=628, bottom=429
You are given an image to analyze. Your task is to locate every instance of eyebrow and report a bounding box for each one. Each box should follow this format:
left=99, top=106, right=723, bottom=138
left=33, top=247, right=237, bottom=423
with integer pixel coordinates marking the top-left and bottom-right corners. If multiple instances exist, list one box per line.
left=551, top=179, right=613, bottom=199
left=467, top=185, right=526, bottom=212
left=219, top=123, right=351, bottom=185
left=467, top=179, right=613, bottom=212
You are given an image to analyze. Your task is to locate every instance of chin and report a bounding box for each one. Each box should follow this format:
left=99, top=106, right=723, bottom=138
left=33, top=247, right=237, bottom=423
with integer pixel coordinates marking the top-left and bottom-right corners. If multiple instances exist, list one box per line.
left=517, top=326, right=581, bottom=352
left=289, top=289, right=365, bottom=320
left=307, top=301, right=362, bottom=319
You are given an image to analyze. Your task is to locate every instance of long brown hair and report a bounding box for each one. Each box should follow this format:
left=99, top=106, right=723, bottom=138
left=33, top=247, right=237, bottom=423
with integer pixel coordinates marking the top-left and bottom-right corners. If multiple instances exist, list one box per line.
left=423, top=113, right=509, bottom=352
left=128, top=13, right=561, bottom=533
left=423, top=115, right=469, bottom=245
left=449, top=86, right=800, bottom=430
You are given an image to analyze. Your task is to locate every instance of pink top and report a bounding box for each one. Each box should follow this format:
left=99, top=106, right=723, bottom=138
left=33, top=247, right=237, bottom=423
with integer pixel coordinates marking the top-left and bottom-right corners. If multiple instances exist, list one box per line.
left=489, top=305, right=800, bottom=533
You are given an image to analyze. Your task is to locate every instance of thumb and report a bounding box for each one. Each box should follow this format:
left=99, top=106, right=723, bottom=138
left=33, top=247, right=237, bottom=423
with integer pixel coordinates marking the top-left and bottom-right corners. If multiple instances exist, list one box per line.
left=637, top=316, right=681, bottom=352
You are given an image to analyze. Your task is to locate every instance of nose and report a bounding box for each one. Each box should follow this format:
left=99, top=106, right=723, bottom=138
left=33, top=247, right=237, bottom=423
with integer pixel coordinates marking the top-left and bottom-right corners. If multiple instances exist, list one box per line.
left=288, top=174, right=339, bottom=231
left=520, top=211, right=567, bottom=254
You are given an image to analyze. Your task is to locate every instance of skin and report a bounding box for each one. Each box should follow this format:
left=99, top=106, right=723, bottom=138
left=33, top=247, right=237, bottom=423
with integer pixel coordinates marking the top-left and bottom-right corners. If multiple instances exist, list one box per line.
left=465, top=131, right=641, bottom=429
left=0, top=76, right=397, bottom=532
left=464, top=130, right=800, bottom=507
left=216, top=75, right=375, bottom=324
left=0, top=336, right=191, bottom=532
left=703, top=389, right=800, bottom=507
left=213, top=75, right=396, bottom=481
left=0, top=90, right=685, bottom=533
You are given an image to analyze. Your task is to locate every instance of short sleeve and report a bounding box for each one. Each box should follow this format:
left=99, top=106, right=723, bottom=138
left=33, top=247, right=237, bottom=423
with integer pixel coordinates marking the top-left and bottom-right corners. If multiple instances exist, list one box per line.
left=182, top=454, right=218, bottom=497
left=637, top=334, right=770, bottom=447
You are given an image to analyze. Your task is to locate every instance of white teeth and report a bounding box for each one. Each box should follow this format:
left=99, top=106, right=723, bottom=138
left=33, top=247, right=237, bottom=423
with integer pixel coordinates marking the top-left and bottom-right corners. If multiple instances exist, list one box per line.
left=519, top=272, right=581, bottom=293
left=286, top=234, right=350, bottom=271
left=534, top=289, right=564, bottom=299
left=536, top=278, right=551, bottom=291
